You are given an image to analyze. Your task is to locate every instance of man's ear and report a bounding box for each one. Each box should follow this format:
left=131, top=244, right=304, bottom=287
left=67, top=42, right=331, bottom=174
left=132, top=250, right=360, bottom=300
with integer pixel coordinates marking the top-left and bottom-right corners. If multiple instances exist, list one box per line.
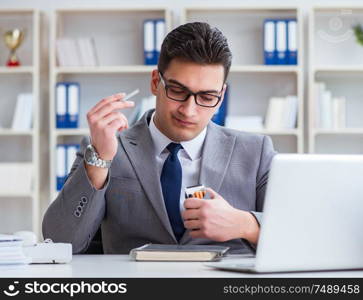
left=150, top=69, right=160, bottom=96
left=221, top=83, right=227, bottom=98
left=218, top=83, right=227, bottom=104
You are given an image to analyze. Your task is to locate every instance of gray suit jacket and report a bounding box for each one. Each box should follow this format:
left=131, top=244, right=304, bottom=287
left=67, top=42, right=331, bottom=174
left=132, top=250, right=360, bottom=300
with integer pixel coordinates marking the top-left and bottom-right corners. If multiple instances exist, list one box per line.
left=42, top=109, right=276, bottom=254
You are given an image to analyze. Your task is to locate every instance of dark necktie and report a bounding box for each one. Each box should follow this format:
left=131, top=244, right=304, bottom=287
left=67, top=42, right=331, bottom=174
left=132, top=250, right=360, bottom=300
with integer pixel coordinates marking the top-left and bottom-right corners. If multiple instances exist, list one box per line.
left=160, top=142, right=185, bottom=241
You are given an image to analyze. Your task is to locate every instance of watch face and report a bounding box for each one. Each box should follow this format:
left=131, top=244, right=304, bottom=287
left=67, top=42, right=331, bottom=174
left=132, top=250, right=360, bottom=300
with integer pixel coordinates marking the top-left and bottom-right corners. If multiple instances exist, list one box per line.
left=85, top=145, right=96, bottom=163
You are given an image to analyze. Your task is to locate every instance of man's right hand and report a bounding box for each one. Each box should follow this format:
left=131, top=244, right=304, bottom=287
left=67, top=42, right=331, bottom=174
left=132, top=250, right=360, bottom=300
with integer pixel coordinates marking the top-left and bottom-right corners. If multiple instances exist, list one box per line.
left=87, top=93, right=135, bottom=161
left=84, top=93, right=134, bottom=190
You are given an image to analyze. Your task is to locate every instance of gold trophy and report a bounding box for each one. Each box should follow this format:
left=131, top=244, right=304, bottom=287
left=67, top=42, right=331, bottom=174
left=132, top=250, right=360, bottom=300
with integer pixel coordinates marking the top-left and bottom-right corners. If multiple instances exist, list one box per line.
left=4, top=29, right=24, bottom=67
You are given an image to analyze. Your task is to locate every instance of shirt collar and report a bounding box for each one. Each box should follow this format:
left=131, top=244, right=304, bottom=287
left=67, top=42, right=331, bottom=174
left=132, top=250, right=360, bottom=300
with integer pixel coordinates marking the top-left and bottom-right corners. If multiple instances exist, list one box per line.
left=148, top=112, right=207, bottom=160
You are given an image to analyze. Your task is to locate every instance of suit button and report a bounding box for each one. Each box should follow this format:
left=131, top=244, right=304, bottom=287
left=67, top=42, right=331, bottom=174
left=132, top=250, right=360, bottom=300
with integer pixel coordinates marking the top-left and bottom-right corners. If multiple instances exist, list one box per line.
left=81, top=196, right=88, bottom=204
left=79, top=201, right=84, bottom=207
left=76, top=206, right=83, bottom=212
left=74, top=211, right=81, bottom=218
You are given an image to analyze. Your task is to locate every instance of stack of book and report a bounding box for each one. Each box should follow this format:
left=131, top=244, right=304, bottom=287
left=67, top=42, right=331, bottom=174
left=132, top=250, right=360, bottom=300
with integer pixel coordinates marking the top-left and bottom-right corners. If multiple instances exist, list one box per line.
left=314, top=82, right=346, bottom=129
left=130, top=244, right=229, bottom=262
left=225, top=115, right=264, bottom=131
left=12, top=93, right=33, bottom=130
left=264, top=18, right=298, bottom=65
left=0, top=234, right=30, bottom=265
left=56, top=38, right=98, bottom=67
left=264, top=95, right=298, bottom=130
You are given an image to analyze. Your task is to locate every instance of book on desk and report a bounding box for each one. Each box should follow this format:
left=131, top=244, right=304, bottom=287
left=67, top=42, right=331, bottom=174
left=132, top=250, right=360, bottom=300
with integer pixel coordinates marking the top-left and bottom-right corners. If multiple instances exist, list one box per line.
left=129, top=244, right=229, bottom=262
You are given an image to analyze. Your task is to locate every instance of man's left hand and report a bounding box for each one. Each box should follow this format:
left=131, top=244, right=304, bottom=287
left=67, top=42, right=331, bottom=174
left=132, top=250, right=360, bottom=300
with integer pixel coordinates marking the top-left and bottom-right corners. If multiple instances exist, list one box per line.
left=182, top=188, right=259, bottom=243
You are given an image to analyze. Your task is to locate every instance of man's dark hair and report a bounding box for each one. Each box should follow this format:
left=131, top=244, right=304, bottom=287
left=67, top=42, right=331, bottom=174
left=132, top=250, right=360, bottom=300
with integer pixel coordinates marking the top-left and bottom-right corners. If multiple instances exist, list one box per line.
left=158, top=22, right=232, bottom=82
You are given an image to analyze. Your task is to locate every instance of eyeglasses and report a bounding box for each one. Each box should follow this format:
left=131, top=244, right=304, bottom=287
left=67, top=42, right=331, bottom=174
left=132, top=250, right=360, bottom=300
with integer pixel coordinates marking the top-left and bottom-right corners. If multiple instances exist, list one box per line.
left=158, top=72, right=224, bottom=108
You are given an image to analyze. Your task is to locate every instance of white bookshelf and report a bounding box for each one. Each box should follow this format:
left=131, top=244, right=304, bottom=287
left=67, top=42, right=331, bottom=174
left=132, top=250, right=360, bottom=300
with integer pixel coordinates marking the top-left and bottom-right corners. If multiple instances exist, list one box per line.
left=0, top=9, right=40, bottom=235
left=309, top=6, right=363, bottom=153
left=181, top=6, right=304, bottom=153
left=49, top=8, right=172, bottom=200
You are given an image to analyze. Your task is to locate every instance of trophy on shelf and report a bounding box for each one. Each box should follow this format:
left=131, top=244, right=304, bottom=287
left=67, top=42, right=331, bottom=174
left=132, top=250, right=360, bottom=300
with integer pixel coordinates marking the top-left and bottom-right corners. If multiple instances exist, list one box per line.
left=3, top=28, right=24, bottom=67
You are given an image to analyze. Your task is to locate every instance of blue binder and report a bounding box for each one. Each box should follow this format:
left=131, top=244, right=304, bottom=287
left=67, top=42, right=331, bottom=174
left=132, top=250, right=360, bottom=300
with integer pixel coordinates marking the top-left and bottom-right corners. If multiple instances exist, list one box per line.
left=154, top=19, right=165, bottom=64
left=56, top=144, right=67, bottom=191
left=276, top=20, right=288, bottom=65
left=66, top=83, right=80, bottom=128
left=212, top=85, right=228, bottom=126
left=65, top=144, right=80, bottom=179
left=56, top=83, right=67, bottom=128
left=144, top=19, right=157, bottom=65
left=264, top=19, right=276, bottom=65
left=287, top=19, right=298, bottom=65
left=56, top=82, right=80, bottom=128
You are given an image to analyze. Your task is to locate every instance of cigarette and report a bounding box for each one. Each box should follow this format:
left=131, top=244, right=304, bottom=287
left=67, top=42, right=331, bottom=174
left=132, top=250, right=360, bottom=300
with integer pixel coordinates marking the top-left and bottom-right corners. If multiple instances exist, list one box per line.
left=122, top=89, right=140, bottom=101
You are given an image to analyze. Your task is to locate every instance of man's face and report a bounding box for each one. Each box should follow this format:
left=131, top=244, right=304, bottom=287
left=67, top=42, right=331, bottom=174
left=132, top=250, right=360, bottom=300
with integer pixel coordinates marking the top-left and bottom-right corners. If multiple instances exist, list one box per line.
left=150, top=59, right=226, bottom=142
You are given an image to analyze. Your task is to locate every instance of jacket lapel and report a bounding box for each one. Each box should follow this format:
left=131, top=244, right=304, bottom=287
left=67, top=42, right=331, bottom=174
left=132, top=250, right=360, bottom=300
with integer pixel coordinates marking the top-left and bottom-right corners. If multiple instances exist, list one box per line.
left=199, top=122, right=236, bottom=193
left=180, top=122, right=236, bottom=244
left=119, top=110, right=177, bottom=242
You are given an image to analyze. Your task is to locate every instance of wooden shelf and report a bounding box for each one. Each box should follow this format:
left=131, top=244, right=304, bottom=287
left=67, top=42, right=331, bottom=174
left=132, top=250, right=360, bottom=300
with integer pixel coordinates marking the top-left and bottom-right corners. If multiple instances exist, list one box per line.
left=254, top=129, right=300, bottom=136
left=0, top=9, right=40, bottom=236
left=313, top=129, right=363, bottom=135
left=0, top=129, right=34, bottom=136
left=55, top=65, right=156, bottom=74
left=309, top=6, right=363, bottom=153
left=55, top=129, right=89, bottom=136
left=231, top=65, right=300, bottom=73
left=0, top=66, right=34, bottom=74
left=0, top=192, right=33, bottom=198
left=314, top=66, right=363, bottom=73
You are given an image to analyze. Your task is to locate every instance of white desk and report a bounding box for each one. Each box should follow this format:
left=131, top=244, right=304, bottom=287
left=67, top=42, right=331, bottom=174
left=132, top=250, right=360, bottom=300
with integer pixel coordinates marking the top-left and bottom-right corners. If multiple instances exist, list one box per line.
left=1, top=255, right=363, bottom=277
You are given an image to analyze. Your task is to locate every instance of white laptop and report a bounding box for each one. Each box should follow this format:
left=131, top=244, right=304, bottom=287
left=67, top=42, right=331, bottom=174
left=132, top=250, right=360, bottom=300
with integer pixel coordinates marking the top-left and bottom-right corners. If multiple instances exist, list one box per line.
left=208, top=154, right=363, bottom=273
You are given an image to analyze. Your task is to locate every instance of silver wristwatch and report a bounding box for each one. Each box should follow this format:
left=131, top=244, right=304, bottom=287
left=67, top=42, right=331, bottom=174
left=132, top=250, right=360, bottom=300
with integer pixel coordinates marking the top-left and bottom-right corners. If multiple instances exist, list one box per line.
left=84, top=144, right=112, bottom=168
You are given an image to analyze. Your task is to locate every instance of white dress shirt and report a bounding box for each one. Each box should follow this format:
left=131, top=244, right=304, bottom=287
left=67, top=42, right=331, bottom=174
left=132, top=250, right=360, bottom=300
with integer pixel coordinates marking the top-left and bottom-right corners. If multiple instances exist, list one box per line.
left=148, top=112, right=207, bottom=213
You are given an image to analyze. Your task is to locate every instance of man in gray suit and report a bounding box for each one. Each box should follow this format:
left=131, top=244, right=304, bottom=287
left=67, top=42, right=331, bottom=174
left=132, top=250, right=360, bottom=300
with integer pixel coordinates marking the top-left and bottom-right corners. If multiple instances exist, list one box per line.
left=43, top=22, right=276, bottom=254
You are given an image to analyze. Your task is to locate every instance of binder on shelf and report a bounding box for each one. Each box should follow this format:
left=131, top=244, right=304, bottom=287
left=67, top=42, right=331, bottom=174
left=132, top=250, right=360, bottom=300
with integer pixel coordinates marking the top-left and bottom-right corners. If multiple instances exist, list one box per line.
left=56, top=38, right=81, bottom=67
left=276, top=20, right=288, bottom=65
left=56, top=143, right=80, bottom=191
left=332, top=97, right=346, bottom=129
left=225, top=115, right=264, bottom=131
left=56, top=83, right=67, bottom=128
left=77, top=38, right=99, bottom=67
left=66, top=83, right=80, bottom=128
left=287, top=19, right=298, bottom=65
left=314, top=82, right=326, bottom=128
left=316, top=81, right=347, bottom=130
left=66, top=144, right=80, bottom=176
left=264, top=19, right=276, bottom=65
left=56, top=144, right=66, bottom=191
left=320, top=90, right=333, bottom=129
left=144, top=19, right=156, bottom=65
left=11, top=93, right=33, bottom=130
left=265, top=95, right=298, bottom=130
left=265, top=97, right=285, bottom=129
left=212, top=85, right=228, bottom=126
left=284, top=95, right=298, bottom=129
left=155, top=19, right=166, bottom=63
left=56, top=82, right=80, bottom=129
